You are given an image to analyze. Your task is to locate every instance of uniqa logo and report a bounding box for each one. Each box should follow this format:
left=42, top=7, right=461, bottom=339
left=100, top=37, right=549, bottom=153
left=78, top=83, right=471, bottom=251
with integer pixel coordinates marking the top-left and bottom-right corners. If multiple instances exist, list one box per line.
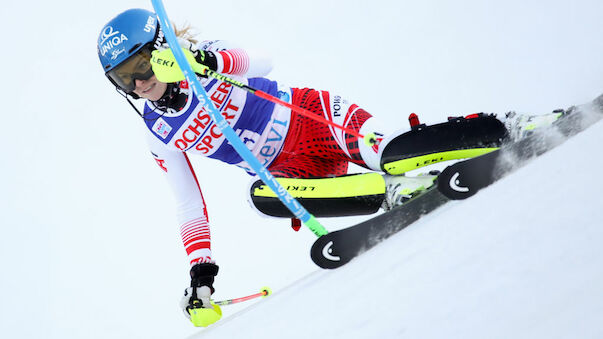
left=99, top=26, right=128, bottom=57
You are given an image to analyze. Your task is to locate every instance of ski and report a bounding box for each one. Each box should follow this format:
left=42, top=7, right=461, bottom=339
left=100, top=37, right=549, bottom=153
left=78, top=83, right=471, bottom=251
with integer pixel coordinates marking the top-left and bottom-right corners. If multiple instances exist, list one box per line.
left=310, top=185, right=449, bottom=269
left=310, top=94, right=602, bottom=269
left=438, top=94, right=603, bottom=200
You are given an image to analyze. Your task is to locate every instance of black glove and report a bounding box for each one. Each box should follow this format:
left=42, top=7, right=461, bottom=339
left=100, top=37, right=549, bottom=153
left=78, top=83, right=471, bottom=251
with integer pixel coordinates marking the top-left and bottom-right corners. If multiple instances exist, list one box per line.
left=192, top=49, right=218, bottom=74
left=190, top=262, right=219, bottom=293
left=180, top=262, right=219, bottom=318
left=176, top=38, right=218, bottom=76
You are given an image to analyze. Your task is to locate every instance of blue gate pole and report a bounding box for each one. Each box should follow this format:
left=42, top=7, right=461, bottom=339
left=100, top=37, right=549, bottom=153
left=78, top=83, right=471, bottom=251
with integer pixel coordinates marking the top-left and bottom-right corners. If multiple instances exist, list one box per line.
left=150, top=0, right=328, bottom=236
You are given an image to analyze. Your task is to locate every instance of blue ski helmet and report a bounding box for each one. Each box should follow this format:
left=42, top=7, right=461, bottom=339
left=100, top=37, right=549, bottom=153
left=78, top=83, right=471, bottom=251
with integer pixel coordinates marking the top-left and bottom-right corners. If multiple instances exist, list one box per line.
left=97, top=9, right=165, bottom=94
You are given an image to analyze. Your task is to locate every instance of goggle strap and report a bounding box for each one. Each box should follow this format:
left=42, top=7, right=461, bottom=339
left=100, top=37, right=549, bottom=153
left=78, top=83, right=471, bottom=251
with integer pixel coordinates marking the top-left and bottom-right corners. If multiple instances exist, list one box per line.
left=115, top=87, right=144, bottom=118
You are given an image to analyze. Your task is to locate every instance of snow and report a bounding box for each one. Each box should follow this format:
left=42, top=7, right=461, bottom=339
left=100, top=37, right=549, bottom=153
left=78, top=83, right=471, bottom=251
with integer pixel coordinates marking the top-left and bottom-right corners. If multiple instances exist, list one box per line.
left=195, top=120, right=603, bottom=339
left=2, top=0, right=602, bottom=338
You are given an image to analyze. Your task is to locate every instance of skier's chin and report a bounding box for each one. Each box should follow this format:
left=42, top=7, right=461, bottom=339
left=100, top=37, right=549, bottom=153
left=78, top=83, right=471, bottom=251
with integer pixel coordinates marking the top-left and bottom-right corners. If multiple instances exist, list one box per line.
left=134, top=79, right=167, bottom=101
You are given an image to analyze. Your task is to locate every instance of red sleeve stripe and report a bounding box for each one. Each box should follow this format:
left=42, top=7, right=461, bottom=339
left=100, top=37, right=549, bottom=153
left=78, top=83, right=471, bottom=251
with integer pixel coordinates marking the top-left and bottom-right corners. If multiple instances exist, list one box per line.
left=181, top=218, right=209, bottom=235
left=219, top=49, right=249, bottom=75
left=182, top=226, right=210, bottom=239
left=181, top=223, right=210, bottom=244
left=184, top=240, right=211, bottom=254
left=181, top=217, right=209, bottom=230
left=183, top=153, right=209, bottom=221
left=220, top=50, right=233, bottom=74
left=180, top=217, right=211, bottom=255
left=179, top=154, right=212, bottom=263
left=182, top=231, right=211, bottom=247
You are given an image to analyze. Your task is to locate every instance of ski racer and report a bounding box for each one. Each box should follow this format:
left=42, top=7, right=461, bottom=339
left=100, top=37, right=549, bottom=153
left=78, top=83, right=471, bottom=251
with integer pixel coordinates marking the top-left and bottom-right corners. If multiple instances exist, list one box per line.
left=97, top=8, right=563, bottom=327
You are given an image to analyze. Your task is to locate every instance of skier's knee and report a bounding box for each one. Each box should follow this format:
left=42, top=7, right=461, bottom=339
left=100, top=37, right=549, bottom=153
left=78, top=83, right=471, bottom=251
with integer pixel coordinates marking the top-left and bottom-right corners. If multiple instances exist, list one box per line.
left=380, top=113, right=507, bottom=175
left=247, top=173, right=386, bottom=218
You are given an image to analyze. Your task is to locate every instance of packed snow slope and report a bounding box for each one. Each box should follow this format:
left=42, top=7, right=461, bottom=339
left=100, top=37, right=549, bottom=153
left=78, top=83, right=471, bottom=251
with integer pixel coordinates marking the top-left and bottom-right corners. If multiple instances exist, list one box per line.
left=192, top=117, right=603, bottom=339
left=1, top=0, right=602, bottom=338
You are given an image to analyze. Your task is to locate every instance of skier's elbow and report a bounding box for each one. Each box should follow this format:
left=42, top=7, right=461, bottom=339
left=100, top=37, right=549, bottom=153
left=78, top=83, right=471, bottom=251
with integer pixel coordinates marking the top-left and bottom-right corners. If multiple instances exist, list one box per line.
left=246, top=49, right=274, bottom=77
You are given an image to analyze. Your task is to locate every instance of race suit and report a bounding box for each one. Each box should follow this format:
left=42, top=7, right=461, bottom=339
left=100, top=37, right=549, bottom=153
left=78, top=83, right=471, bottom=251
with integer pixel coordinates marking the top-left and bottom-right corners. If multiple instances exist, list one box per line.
left=144, top=40, right=388, bottom=265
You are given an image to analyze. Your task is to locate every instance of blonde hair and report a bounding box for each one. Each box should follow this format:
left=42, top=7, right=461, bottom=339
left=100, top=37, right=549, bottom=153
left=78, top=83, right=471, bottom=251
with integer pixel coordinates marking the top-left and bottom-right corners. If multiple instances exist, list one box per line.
left=174, top=23, right=198, bottom=44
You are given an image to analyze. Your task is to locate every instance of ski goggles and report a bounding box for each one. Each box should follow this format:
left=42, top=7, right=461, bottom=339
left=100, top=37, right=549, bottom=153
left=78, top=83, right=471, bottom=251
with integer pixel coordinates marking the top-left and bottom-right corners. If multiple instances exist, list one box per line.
left=106, top=45, right=154, bottom=93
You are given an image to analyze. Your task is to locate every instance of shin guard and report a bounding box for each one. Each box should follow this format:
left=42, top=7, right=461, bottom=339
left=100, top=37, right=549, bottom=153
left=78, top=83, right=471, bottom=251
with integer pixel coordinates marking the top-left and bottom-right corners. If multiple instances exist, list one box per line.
left=250, top=173, right=385, bottom=218
left=381, top=114, right=507, bottom=175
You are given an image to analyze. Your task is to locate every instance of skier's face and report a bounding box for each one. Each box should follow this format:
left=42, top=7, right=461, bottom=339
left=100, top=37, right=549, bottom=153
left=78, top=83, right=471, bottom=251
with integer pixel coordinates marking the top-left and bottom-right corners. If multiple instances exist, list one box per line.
left=132, top=75, right=168, bottom=101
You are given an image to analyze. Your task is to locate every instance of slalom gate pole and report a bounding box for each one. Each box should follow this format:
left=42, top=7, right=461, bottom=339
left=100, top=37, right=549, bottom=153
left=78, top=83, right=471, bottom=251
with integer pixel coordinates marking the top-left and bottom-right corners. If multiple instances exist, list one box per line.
left=214, top=287, right=272, bottom=306
left=151, top=0, right=328, bottom=237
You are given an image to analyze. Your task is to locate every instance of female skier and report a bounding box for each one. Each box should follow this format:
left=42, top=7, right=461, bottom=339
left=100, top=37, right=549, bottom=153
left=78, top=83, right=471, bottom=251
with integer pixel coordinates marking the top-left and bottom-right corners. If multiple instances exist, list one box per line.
left=97, top=8, right=559, bottom=326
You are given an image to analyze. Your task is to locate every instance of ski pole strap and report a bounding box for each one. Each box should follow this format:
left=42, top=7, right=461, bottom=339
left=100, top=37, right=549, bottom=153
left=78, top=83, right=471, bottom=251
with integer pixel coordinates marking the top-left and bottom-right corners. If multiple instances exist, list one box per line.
left=150, top=0, right=328, bottom=237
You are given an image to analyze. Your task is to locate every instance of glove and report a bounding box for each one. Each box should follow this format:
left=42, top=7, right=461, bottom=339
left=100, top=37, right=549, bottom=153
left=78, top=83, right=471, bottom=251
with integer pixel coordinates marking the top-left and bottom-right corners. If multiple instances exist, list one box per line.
left=151, top=39, right=218, bottom=83
left=176, top=38, right=218, bottom=73
left=179, top=262, right=222, bottom=327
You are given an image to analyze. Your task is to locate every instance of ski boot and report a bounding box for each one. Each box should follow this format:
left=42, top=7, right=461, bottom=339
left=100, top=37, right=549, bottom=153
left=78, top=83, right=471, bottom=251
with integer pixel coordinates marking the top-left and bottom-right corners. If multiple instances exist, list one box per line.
left=500, top=109, right=566, bottom=142
left=382, top=171, right=439, bottom=211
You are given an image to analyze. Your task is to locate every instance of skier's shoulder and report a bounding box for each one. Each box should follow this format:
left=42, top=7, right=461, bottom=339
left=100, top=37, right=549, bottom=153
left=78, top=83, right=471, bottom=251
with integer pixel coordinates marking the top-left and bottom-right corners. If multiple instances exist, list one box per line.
left=197, top=39, right=273, bottom=78
left=198, top=39, right=239, bottom=52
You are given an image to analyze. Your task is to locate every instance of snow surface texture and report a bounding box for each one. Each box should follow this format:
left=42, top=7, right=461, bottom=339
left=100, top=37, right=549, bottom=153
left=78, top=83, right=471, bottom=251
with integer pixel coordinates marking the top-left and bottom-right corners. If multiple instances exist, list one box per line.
left=1, top=0, right=602, bottom=338
left=197, top=119, right=603, bottom=338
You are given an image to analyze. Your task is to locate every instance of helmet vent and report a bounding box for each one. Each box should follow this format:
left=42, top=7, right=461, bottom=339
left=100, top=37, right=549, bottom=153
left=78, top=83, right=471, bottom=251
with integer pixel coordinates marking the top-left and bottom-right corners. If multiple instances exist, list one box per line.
left=128, top=43, right=142, bottom=54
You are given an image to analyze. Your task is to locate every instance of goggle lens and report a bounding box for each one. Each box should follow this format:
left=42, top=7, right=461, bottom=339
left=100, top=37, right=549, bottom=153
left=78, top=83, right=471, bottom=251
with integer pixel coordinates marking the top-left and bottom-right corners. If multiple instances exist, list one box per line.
left=106, top=47, right=154, bottom=93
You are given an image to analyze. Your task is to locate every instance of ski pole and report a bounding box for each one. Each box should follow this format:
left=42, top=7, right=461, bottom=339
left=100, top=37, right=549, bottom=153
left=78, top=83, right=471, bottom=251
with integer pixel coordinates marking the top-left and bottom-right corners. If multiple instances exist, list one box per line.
left=214, top=287, right=272, bottom=306
left=202, top=69, right=379, bottom=146
left=150, top=48, right=380, bottom=147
